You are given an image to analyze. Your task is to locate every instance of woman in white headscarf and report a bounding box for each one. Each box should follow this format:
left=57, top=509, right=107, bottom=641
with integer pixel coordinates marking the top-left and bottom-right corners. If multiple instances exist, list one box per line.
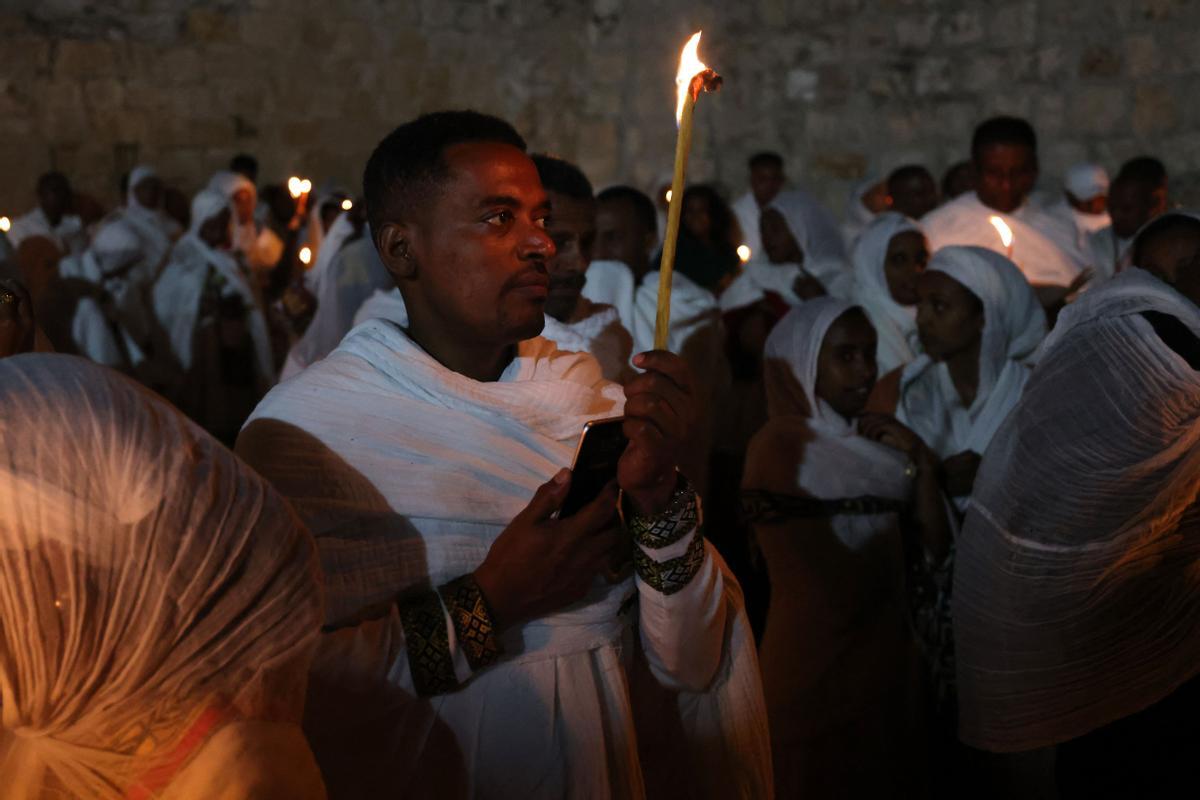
left=0, top=354, right=325, bottom=799
left=764, top=191, right=853, bottom=298
left=954, top=212, right=1200, bottom=797
left=208, top=170, right=284, bottom=276
left=871, top=246, right=1046, bottom=507
left=105, top=164, right=181, bottom=287
left=850, top=212, right=929, bottom=375
left=742, top=297, right=951, bottom=798
left=840, top=174, right=887, bottom=250
left=152, top=188, right=276, bottom=442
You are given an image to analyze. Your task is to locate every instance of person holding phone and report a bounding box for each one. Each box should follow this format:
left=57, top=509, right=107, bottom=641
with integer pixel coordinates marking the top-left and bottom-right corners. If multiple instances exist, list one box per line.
left=237, top=111, right=771, bottom=799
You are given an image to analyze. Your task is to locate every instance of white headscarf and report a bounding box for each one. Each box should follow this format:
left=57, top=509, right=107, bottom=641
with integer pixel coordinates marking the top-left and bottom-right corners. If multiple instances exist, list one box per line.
left=0, top=354, right=322, bottom=799
left=753, top=297, right=913, bottom=549
left=955, top=266, right=1200, bottom=752
left=897, top=246, right=1045, bottom=463
left=841, top=175, right=883, bottom=249
left=851, top=212, right=924, bottom=374
left=767, top=191, right=852, bottom=298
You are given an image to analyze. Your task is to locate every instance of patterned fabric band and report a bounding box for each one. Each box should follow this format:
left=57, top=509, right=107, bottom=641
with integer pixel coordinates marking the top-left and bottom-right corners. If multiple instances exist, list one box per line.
left=397, top=589, right=458, bottom=697
left=623, top=474, right=701, bottom=550
left=740, top=490, right=909, bottom=526
left=634, top=529, right=706, bottom=596
left=439, top=574, right=504, bottom=672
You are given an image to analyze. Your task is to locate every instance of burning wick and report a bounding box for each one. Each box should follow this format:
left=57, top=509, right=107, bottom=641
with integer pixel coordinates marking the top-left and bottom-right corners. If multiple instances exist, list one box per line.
left=737, top=245, right=751, bottom=263
left=0, top=216, right=9, bottom=233
left=299, top=246, right=313, bottom=266
left=288, top=177, right=312, bottom=199
left=341, top=198, right=353, bottom=211
left=989, top=215, right=1014, bottom=259
left=654, top=31, right=723, bottom=350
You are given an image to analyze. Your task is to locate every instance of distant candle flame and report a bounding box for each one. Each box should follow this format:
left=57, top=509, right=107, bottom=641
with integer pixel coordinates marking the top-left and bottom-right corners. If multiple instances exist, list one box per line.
left=988, top=215, right=1013, bottom=248
left=665, top=189, right=673, bottom=203
left=288, top=177, right=311, bottom=199
left=737, top=244, right=751, bottom=263
left=341, top=198, right=353, bottom=211
left=299, top=246, right=312, bottom=265
left=674, top=31, right=708, bottom=124
left=301, top=179, right=312, bottom=194
left=0, top=216, right=9, bottom=233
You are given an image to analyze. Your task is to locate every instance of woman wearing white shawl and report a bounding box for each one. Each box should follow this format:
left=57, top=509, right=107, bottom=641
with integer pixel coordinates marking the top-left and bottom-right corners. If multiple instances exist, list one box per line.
left=840, top=174, right=886, bottom=250
left=0, top=354, right=324, bottom=799
left=209, top=170, right=284, bottom=274
left=876, top=246, right=1045, bottom=507
left=152, top=188, right=275, bottom=440
left=954, top=213, right=1200, bottom=795
left=765, top=191, right=853, bottom=299
left=102, top=164, right=180, bottom=287
left=850, top=212, right=928, bottom=375
left=743, top=298, right=950, bottom=798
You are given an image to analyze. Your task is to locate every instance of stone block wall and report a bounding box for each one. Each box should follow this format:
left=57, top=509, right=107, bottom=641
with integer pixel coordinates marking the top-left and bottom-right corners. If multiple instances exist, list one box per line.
left=2, top=0, right=1196, bottom=216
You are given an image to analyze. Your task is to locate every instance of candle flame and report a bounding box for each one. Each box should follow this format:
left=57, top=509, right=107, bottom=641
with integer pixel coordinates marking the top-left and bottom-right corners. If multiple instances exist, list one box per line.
left=737, top=244, right=751, bottom=263
left=675, top=31, right=708, bottom=124
left=0, top=216, right=9, bottom=233
left=341, top=198, right=353, bottom=211
left=301, top=179, right=312, bottom=194
left=988, top=215, right=1013, bottom=248
left=665, top=189, right=673, bottom=203
left=288, top=177, right=302, bottom=198
left=299, top=246, right=312, bottom=265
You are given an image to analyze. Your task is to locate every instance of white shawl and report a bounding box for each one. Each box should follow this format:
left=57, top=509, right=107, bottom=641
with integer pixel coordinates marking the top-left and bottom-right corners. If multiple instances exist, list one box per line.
left=955, top=267, right=1200, bottom=751
left=0, top=355, right=322, bottom=800
left=238, top=321, right=772, bottom=798
left=581, top=259, right=637, bottom=333
left=112, top=164, right=179, bottom=285
left=351, top=285, right=409, bottom=328
left=152, top=189, right=275, bottom=382
left=897, top=246, right=1045, bottom=462
left=540, top=303, right=633, bottom=383
left=6, top=207, right=86, bottom=254
left=731, top=192, right=764, bottom=262
left=718, top=263, right=805, bottom=314
left=303, top=212, right=355, bottom=295
left=850, top=212, right=924, bottom=375
left=767, top=192, right=852, bottom=298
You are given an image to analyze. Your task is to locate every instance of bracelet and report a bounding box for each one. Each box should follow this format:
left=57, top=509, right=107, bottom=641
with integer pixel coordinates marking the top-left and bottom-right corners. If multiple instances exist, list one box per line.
left=397, top=589, right=458, bottom=697
left=633, top=529, right=706, bottom=596
left=619, top=472, right=701, bottom=550
left=438, top=574, right=503, bottom=672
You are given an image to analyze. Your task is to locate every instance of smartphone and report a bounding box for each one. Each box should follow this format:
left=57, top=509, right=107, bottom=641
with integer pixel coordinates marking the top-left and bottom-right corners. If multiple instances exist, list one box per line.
left=558, top=416, right=628, bottom=518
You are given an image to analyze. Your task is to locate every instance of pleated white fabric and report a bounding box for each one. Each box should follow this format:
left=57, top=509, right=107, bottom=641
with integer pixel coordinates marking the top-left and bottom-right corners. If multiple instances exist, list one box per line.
left=849, top=212, right=924, bottom=375
left=955, top=267, right=1200, bottom=751
left=0, top=355, right=323, bottom=799
left=540, top=304, right=633, bottom=382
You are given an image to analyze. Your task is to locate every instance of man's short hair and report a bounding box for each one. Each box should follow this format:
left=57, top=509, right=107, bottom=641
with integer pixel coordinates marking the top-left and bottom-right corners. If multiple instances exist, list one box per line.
left=1117, top=156, right=1168, bottom=190
left=748, top=151, right=784, bottom=171
left=37, top=171, right=70, bottom=193
left=1132, top=212, right=1200, bottom=267
left=531, top=154, right=594, bottom=200
left=597, top=185, right=658, bottom=236
left=971, top=116, right=1038, bottom=162
left=230, top=153, right=258, bottom=180
left=887, top=164, right=934, bottom=194
left=363, top=110, right=527, bottom=237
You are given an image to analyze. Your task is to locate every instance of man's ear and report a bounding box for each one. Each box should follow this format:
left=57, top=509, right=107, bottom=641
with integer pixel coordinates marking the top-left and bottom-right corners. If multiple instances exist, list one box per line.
left=377, top=221, right=419, bottom=281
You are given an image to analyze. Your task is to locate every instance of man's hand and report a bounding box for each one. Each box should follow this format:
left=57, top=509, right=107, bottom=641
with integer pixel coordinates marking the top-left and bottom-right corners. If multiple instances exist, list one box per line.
left=0, top=279, right=36, bottom=359
left=942, top=450, right=982, bottom=498
left=620, top=351, right=696, bottom=515
left=473, top=469, right=623, bottom=630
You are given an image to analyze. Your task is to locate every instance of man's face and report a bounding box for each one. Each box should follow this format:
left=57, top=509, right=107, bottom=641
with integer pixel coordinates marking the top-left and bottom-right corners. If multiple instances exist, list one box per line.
left=973, top=143, right=1037, bottom=214
left=595, top=198, right=652, bottom=281
left=891, top=174, right=940, bottom=220
left=38, top=180, right=70, bottom=223
left=1108, top=179, right=1158, bottom=240
left=543, top=189, right=595, bottom=322
left=750, top=164, right=785, bottom=208
left=405, top=142, right=554, bottom=345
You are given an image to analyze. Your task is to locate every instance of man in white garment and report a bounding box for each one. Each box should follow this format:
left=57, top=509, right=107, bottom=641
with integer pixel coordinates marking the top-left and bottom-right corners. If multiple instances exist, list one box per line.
left=921, top=116, right=1089, bottom=300
left=236, top=111, right=770, bottom=799
left=732, top=152, right=845, bottom=266
left=7, top=172, right=88, bottom=255
left=1089, top=156, right=1169, bottom=280
left=531, top=154, right=633, bottom=382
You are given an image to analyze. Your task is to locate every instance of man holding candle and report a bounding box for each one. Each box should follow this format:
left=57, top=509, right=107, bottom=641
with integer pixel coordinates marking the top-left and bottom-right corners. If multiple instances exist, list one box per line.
left=237, top=110, right=770, bottom=799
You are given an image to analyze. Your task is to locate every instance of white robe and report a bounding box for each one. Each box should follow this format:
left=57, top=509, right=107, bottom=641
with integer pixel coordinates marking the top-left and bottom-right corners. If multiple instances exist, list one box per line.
left=921, top=192, right=1088, bottom=286
left=6, top=207, right=87, bottom=254
left=850, top=213, right=924, bottom=375
left=731, top=192, right=765, bottom=262
left=237, top=321, right=772, bottom=799
left=541, top=303, right=633, bottom=383
left=718, top=263, right=806, bottom=314
left=581, top=259, right=637, bottom=334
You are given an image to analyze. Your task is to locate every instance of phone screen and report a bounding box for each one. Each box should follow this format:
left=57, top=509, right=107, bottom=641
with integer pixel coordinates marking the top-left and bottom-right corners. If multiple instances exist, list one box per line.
left=559, top=417, right=628, bottom=518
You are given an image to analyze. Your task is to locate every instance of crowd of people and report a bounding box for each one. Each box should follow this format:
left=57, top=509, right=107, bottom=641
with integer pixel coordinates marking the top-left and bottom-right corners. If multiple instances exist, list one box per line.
left=0, top=107, right=1197, bottom=800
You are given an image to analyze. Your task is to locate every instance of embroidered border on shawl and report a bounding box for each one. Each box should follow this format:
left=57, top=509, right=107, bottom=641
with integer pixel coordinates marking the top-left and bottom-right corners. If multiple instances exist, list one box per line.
left=397, top=590, right=458, bottom=696
left=634, top=530, right=706, bottom=596
left=439, top=574, right=503, bottom=672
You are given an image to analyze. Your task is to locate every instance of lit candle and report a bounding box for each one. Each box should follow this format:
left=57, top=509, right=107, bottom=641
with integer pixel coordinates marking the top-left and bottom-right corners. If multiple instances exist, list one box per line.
left=288, top=177, right=313, bottom=199
left=299, top=246, right=312, bottom=266
left=737, top=244, right=751, bottom=263
left=989, top=215, right=1014, bottom=259
left=654, top=31, right=723, bottom=350
left=0, top=216, right=9, bottom=233
left=341, top=198, right=353, bottom=211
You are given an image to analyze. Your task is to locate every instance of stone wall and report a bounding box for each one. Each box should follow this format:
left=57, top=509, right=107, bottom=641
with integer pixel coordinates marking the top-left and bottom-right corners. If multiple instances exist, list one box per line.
left=2, top=0, right=1197, bottom=216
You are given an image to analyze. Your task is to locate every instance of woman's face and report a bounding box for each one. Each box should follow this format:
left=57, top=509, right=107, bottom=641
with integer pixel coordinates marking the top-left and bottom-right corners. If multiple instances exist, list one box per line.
left=683, top=194, right=712, bottom=243
left=884, top=230, right=929, bottom=306
left=915, top=270, right=984, bottom=361
left=232, top=188, right=256, bottom=225
left=760, top=208, right=803, bottom=265
left=815, top=309, right=878, bottom=420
